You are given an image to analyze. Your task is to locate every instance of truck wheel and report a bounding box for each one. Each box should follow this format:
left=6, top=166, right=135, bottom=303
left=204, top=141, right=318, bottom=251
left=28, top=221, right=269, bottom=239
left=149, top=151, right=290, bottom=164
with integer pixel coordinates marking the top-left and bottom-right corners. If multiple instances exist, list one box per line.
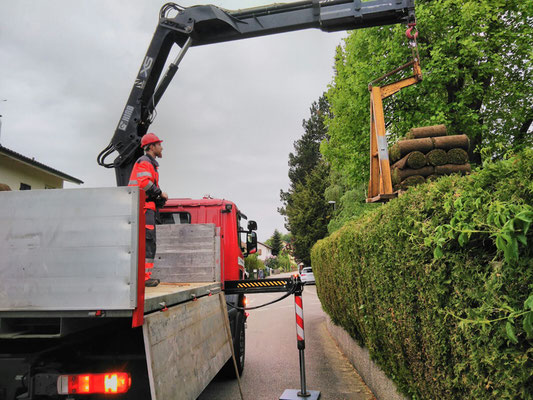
left=221, top=312, right=245, bottom=378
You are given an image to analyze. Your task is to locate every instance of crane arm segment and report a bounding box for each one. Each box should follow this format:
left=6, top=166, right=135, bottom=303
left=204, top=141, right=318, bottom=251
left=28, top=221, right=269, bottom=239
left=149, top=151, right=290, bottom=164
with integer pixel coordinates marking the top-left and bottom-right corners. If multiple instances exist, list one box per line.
left=98, top=0, right=415, bottom=186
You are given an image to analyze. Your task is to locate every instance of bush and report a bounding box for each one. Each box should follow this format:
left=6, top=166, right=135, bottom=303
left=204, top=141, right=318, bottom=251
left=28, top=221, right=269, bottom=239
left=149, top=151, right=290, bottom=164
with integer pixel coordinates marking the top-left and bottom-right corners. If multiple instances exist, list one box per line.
left=327, top=184, right=380, bottom=234
left=312, top=149, right=533, bottom=399
left=264, top=250, right=295, bottom=272
left=245, top=254, right=265, bottom=276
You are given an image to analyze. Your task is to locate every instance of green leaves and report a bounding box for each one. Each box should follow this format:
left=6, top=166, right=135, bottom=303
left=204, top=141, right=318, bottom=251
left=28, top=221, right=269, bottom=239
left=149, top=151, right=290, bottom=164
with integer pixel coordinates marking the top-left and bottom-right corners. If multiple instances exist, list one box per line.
left=523, top=312, right=533, bottom=339
left=506, top=321, right=519, bottom=344
left=493, top=208, right=533, bottom=262
left=525, top=295, right=533, bottom=311
left=524, top=295, right=533, bottom=340
left=425, top=167, right=532, bottom=263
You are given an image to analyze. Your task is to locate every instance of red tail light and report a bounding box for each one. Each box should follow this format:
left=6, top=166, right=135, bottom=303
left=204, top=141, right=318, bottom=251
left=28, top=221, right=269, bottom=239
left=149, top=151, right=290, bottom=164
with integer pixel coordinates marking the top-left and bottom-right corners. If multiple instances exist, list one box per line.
left=57, top=372, right=131, bottom=395
left=243, top=296, right=248, bottom=307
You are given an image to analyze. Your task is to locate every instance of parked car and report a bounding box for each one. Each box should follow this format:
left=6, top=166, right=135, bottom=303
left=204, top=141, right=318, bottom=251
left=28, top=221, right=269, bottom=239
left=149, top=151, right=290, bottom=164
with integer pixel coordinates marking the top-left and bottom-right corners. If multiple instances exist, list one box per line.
left=299, top=267, right=315, bottom=285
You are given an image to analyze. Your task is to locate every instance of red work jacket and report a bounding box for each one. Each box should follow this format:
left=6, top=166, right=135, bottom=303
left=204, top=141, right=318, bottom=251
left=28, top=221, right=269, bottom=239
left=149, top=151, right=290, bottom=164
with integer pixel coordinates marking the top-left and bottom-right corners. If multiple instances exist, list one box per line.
left=128, top=154, right=161, bottom=211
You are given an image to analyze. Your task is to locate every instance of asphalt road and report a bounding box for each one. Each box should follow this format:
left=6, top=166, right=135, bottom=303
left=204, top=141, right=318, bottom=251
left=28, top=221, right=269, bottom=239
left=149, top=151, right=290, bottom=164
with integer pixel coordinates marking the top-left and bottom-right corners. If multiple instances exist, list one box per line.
left=198, top=274, right=375, bottom=400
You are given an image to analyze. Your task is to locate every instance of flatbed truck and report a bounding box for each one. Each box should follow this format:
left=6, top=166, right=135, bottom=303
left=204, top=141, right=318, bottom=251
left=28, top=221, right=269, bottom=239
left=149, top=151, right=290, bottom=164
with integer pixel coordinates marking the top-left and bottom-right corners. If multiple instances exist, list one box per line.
left=0, top=187, right=254, bottom=399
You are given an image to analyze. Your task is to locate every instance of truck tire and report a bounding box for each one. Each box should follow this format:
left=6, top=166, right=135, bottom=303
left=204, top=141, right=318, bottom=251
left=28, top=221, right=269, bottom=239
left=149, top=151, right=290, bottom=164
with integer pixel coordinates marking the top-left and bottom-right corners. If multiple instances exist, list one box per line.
left=221, top=312, right=245, bottom=378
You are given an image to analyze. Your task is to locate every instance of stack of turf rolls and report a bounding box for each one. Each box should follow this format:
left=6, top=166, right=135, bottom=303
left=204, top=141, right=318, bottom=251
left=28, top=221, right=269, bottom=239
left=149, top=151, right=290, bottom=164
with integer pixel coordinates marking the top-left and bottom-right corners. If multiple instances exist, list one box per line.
left=389, top=124, right=471, bottom=190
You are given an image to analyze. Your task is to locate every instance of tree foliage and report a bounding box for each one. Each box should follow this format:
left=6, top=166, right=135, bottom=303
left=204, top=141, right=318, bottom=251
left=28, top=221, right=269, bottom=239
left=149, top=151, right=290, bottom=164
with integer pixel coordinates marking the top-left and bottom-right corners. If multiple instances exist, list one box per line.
left=244, top=254, right=265, bottom=275
left=283, top=161, right=330, bottom=266
left=287, top=95, right=331, bottom=187
left=280, top=95, right=331, bottom=266
left=269, top=229, right=283, bottom=256
left=322, top=0, right=533, bottom=188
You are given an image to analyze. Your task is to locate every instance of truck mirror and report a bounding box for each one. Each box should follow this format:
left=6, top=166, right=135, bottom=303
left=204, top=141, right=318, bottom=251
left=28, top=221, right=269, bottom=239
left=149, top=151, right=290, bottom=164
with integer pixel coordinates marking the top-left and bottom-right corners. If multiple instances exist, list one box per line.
left=246, top=231, right=257, bottom=254
left=247, top=220, right=257, bottom=231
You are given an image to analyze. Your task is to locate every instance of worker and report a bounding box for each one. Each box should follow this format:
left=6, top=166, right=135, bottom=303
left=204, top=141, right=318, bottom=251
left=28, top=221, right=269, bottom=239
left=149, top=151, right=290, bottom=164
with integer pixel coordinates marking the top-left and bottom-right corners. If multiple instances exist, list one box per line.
left=128, top=133, right=168, bottom=287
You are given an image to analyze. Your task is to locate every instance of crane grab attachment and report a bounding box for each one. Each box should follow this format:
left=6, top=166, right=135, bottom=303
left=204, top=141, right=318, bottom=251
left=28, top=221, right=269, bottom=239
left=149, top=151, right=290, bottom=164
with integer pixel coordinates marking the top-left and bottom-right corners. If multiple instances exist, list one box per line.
left=366, top=19, right=422, bottom=203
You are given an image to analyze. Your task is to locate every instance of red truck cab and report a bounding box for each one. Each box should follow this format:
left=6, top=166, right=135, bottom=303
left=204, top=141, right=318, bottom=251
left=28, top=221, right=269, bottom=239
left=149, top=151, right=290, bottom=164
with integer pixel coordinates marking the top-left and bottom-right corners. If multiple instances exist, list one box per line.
left=159, top=197, right=257, bottom=283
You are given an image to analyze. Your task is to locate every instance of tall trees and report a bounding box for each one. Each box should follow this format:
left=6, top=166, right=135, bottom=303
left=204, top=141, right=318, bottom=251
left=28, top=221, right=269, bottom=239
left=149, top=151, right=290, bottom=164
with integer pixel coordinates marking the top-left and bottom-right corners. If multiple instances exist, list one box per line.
left=270, top=229, right=283, bottom=256
left=282, top=162, right=330, bottom=266
left=322, top=0, right=533, bottom=189
left=279, top=95, right=331, bottom=266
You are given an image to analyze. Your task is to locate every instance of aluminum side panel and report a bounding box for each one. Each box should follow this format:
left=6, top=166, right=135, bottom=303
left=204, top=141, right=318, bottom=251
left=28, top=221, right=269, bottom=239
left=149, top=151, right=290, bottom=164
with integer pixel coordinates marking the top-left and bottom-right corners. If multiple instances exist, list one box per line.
left=0, top=187, right=140, bottom=311
left=143, top=292, right=232, bottom=400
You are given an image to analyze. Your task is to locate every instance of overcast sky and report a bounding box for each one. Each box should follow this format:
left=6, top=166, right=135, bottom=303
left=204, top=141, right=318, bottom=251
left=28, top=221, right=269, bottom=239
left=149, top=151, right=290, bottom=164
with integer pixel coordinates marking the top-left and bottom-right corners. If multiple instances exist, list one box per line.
left=0, top=0, right=346, bottom=242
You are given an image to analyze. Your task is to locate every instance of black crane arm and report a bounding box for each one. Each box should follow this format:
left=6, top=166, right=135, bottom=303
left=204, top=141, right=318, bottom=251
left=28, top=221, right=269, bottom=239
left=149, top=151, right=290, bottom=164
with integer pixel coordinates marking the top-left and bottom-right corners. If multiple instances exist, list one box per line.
left=98, top=0, right=415, bottom=186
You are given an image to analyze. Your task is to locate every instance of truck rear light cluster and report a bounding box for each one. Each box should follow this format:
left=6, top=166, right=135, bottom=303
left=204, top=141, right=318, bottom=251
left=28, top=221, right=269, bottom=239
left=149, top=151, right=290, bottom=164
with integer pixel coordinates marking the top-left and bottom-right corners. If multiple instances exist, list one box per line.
left=57, top=372, right=131, bottom=395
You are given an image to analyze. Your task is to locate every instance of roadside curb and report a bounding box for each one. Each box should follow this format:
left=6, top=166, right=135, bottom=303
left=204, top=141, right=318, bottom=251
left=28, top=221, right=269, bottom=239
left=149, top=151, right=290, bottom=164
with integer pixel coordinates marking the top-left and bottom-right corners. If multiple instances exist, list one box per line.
left=325, top=316, right=407, bottom=400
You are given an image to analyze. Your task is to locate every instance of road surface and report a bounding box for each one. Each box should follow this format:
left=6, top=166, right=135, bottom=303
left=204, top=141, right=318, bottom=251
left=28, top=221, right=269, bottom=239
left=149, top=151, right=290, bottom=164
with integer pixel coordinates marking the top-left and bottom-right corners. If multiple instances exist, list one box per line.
left=198, top=273, right=375, bottom=400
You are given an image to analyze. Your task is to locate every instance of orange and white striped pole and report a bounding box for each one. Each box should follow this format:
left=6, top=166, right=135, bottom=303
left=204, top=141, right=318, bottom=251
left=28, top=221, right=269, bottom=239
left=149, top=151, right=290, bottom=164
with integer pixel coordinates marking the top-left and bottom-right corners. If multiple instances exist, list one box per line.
left=295, top=293, right=305, bottom=349
left=280, top=277, right=320, bottom=400
left=294, top=291, right=309, bottom=397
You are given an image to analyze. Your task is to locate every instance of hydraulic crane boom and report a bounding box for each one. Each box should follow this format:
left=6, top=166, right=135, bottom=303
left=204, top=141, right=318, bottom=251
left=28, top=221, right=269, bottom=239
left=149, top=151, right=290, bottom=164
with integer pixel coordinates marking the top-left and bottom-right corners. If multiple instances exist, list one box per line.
left=98, top=0, right=416, bottom=186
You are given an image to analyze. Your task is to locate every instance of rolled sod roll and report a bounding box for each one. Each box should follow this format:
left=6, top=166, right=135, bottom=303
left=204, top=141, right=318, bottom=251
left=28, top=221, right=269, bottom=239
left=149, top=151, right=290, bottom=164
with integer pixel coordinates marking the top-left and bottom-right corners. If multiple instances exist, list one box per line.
left=391, top=151, right=426, bottom=170
left=426, top=174, right=441, bottom=182
left=447, top=148, right=469, bottom=165
left=432, top=134, right=470, bottom=151
left=406, top=124, right=447, bottom=139
left=392, top=165, right=434, bottom=185
left=406, top=151, right=427, bottom=169
left=426, top=149, right=448, bottom=166
left=389, top=145, right=401, bottom=163
left=391, top=153, right=409, bottom=169
left=400, top=175, right=426, bottom=189
left=435, top=163, right=471, bottom=175
left=389, top=138, right=434, bottom=162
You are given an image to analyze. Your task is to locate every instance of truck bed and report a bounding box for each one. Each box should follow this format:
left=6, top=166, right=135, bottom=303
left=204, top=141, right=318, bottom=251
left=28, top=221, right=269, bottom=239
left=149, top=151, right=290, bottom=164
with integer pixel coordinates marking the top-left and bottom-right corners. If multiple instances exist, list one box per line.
left=0, top=188, right=223, bottom=338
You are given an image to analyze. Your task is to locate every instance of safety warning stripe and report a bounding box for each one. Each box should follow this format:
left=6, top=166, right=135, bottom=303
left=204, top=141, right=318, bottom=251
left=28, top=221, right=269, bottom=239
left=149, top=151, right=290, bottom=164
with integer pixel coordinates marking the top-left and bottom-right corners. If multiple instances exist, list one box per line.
left=236, top=280, right=286, bottom=288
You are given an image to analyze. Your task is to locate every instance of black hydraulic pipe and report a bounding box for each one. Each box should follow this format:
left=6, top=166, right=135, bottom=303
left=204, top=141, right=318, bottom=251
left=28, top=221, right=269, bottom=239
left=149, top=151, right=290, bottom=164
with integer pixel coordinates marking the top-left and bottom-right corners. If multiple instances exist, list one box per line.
left=151, top=37, right=193, bottom=112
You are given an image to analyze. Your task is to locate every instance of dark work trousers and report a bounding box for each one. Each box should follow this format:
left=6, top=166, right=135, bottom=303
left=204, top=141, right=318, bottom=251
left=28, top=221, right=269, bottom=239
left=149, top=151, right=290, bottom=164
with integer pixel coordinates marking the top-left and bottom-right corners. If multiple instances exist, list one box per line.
left=145, top=209, right=156, bottom=280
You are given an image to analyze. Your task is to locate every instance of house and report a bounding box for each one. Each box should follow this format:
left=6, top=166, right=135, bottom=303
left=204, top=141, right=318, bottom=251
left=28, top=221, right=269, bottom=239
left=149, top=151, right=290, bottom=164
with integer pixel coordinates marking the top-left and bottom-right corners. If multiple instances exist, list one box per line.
left=0, top=145, right=83, bottom=190
left=256, top=241, right=273, bottom=261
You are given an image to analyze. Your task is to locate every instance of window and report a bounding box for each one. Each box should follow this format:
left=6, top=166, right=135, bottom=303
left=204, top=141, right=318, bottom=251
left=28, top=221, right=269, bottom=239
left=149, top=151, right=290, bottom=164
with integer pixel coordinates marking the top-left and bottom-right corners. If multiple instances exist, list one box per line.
left=20, top=183, right=31, bottom=190
left=158, top=212, right=191, bottom=225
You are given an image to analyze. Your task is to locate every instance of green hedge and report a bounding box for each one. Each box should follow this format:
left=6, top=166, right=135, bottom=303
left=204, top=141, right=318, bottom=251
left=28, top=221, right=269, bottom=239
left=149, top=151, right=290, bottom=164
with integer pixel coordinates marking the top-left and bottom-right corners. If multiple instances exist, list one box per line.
left=312, top=149, right=533, bottom=399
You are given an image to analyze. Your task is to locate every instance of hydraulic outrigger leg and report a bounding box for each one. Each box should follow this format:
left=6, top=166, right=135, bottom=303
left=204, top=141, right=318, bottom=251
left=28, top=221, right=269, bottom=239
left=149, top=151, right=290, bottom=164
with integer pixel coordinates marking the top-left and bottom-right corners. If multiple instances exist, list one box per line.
left=224, top=276, right=320, bottom=399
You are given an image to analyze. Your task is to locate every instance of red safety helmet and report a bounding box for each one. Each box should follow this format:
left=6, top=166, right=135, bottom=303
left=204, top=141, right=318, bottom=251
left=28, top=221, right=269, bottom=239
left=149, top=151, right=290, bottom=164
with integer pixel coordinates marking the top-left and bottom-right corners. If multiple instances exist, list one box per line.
left=140, top=133, right=163, bottom=148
